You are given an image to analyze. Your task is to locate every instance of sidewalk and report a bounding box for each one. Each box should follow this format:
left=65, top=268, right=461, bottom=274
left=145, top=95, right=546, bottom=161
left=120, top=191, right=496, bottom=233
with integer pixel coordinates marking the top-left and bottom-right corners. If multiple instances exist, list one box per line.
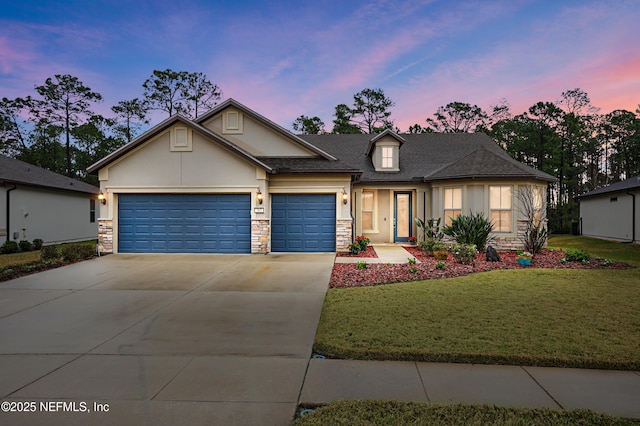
left=299, top=359, right=640, bottom=419
left=334, top=244, right=419, bottom=264
left=307, top=245, right=640, bottom=420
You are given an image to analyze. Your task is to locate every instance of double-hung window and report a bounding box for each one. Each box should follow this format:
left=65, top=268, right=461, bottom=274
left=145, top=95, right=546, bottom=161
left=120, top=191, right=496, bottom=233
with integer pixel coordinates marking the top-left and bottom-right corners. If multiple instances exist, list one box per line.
left=490, top=185, right=512, bottom=232
left=381, top=147, right=393, bottom=168
left=362, top=190, right=375, bottom=231
left=443, top=187, right=462, bottom=225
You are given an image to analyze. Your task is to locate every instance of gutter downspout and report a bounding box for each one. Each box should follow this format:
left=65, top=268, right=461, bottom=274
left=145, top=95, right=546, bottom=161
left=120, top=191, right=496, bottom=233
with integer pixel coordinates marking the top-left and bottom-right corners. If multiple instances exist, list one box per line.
left=625, top=190, right=636, bottom=244
left=6, top=183, right=17, bottom=242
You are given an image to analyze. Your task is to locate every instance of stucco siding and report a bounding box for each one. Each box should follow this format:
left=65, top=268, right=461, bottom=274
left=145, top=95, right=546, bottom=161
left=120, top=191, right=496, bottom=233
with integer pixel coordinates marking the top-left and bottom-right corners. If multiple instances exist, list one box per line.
left=580, top=193, right=635, bottom=242
left=102, top=128, right=257, bottom=188
left=0, top=186, right=97, bottom=244
left=201, top=110, right=316, bottom=157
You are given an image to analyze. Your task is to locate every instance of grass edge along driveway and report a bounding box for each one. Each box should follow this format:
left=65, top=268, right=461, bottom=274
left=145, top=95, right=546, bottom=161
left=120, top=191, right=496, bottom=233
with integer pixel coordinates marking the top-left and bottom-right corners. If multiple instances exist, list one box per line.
left=313, top=236, right=640, bottom=370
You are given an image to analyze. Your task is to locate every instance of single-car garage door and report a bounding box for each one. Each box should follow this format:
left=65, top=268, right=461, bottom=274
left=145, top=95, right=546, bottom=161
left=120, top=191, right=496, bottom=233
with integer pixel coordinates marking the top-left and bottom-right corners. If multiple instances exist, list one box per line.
left=271, top=194, right=336, bottom=252
left=118, top=194, right=250, bottom=253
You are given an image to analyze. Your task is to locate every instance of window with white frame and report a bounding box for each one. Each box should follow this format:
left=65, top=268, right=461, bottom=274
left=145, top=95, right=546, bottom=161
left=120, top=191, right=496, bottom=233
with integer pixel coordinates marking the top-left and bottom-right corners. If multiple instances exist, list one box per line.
left=362, top=190, right=375, bottom=230
left=381, top=147, right=393, bottom=168
left=533, top=186, right=544, bottom=226
left=490, top=185, right=512, bottom=232
left=443, top=187, right=462, bottom=226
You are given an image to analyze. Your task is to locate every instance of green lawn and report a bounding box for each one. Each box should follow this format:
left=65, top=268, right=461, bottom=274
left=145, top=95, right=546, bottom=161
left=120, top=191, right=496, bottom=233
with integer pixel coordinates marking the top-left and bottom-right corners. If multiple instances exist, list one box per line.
left=314, top=236, right=640, bottom=369
left=295, top=401, right=637, bottom=426
left=0, top=251, right=41, bottom=268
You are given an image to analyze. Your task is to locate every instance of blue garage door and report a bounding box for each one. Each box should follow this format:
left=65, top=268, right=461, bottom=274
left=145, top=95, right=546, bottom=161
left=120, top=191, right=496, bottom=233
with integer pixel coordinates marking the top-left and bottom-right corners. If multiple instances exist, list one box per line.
left=118, top=194, right=250, bottom=253
left=271, top=194, right=336, bottom=252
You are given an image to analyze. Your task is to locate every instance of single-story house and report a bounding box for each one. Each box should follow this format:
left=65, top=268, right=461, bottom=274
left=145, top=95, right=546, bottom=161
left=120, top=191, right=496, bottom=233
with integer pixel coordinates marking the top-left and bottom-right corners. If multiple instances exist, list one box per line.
left=87, top=99, right=555, bottom=254
left=577, top=176, right=640, bottom=243
left=0, top=155, right=99, bottom=245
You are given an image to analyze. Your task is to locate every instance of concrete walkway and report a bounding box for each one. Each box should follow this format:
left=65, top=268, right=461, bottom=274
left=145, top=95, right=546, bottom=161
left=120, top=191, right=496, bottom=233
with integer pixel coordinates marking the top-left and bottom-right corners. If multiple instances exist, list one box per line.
left=299, top=359, right=640, bottom=419
left=334, top=244, right=420, bottom=264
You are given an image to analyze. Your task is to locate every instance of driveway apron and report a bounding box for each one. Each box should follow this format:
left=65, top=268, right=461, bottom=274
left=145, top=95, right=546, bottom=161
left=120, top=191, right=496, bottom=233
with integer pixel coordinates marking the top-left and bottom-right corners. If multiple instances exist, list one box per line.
left=0, top=253, right=334, bottom=426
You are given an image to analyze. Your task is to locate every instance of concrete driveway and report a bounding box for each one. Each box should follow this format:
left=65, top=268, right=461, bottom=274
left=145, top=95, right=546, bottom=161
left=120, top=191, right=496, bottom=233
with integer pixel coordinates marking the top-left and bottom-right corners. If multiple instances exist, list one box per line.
left=0, top=253, right=334, bottom=425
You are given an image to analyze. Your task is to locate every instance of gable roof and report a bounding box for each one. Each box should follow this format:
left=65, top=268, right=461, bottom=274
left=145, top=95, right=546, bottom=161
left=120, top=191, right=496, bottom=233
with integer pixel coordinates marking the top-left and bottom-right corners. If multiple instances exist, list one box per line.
left=577, top=176, right=640, bottom=199
left=302, top=132, right=555, bottom=183
left=87, top=114, right=275, bottom=174
left=0, top=155, right=98, bottom=194
left=196, top=98, right=337, bottom=161
left=366, top=129, right=405, bottom=156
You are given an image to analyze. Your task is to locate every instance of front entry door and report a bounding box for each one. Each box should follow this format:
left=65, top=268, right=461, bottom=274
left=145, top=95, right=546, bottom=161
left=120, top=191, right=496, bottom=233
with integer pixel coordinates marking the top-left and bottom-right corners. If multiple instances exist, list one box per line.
left=394, top=192, right=412, bottom=242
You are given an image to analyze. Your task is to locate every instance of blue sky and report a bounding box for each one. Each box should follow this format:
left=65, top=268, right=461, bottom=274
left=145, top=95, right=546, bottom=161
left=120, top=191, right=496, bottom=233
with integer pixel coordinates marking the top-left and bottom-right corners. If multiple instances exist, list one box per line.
left=1, top=0, right=638, bottom=131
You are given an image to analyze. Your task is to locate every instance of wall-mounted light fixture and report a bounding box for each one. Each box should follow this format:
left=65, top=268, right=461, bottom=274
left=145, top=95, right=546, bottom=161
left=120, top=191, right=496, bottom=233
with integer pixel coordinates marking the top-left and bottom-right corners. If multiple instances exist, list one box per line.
left=98, top=191, right=107, bottom=205
left=342, top=188, right=348, bottom=205
left=256, top=188, right=263, bottom=205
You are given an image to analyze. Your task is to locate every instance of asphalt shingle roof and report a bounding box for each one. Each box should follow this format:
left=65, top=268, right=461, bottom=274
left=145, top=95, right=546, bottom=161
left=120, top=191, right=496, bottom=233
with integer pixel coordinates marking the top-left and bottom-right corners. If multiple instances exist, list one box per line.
left=577, top=176, right=640, bottom=199
left=0, top=155, right=99, bottom=194
left=301, top=133, right=555, bottom=183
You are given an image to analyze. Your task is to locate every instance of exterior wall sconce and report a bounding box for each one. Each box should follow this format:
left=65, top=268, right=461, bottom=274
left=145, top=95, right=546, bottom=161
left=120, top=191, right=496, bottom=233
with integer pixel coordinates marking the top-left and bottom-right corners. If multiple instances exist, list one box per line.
left=256, top=188, right=263, bottom=205
left=98, top=191, right=107, bottom=205
left=342, top=188, right=348, bottom=204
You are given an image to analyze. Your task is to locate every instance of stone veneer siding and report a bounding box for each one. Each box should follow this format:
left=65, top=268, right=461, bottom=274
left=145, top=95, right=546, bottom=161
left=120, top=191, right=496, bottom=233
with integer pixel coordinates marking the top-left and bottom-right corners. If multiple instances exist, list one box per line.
left=251, top=219, right=270, bottom=254
left=98, top=219, right=113, bottom=254
left=336, top=218, right=353, bottom=252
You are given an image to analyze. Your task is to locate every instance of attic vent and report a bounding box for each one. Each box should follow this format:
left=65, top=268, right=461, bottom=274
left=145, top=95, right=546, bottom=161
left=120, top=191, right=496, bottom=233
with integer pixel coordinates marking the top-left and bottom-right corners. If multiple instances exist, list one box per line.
left=610, top=197, right=618, bottom=202
left=223, top=110, right=243, bottom=134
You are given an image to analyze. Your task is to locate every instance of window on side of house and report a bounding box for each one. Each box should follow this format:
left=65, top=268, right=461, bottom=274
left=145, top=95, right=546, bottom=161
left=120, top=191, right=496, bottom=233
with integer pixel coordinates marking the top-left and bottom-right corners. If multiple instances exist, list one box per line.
left=533, top=186, right=544, bottom=225
left=381, top=147, right=393, bottom=168
left=362, top=190, right=375, bottom=231
left=490, top=185, right=512, bottom=232
left=443, top=187, right=462, bottom=226
left=90, top=199, right=96, bottom=223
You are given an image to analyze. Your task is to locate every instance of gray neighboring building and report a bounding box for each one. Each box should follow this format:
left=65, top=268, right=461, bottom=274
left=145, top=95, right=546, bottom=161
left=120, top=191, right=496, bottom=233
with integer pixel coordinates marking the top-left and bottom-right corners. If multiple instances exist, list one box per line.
left=577, top=176, right=640, bottom=243
left=0, top=155, right=99, bottom=245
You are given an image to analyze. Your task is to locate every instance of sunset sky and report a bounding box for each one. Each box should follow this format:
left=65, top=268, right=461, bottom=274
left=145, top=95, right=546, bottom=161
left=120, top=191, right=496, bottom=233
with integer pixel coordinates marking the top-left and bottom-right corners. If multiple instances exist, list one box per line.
left=1, top=0, right=638, bottom=132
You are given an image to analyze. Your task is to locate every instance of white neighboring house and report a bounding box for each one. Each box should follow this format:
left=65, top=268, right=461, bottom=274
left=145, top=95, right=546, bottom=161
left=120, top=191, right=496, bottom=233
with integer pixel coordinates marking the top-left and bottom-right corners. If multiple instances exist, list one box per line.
left=578, top=176, right=640, bottom=243
left=0, top=155, right=99, bottom=245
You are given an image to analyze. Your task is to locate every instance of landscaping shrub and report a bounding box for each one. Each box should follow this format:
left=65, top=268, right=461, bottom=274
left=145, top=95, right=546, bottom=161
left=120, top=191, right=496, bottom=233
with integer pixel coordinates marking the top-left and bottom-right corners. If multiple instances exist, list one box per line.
left=349, top=235, right=371, bottom=255
left=19, top=240, right=33, bottom=252
left=77, top=244, right=96, bottom=259
left=524, top=222, right=548, bottom=255
left=1, top=241, right=19, bottom=254
left=443, top=212, right=493, bottom=251
left=418, top=237, right=436, bottom=253
left=32, top=238, right=44, bottom=250
left=40, top=245, right=59, bottom=261
left=415, top=217, right=444, bottom=241
left=451, top=243, right=478, bottom=265
left=61, top=245, right=81, bottom=262
left=565, top=249, right=591, bottom=263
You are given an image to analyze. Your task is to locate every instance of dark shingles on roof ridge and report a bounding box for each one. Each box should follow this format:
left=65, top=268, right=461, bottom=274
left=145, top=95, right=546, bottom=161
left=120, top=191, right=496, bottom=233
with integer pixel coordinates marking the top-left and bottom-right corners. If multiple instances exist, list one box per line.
left=0, top=155, right=99, bottom=194
left=301, top=133, right=555, bottom=183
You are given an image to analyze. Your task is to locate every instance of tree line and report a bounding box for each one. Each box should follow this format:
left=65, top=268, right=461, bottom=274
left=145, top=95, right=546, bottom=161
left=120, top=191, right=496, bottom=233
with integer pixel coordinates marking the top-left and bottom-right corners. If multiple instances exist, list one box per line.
left=0, top=70, right=222, bottom=184
left=2, top=72, right=638, bottom=233
left=294, top=87, right=640, bottom=233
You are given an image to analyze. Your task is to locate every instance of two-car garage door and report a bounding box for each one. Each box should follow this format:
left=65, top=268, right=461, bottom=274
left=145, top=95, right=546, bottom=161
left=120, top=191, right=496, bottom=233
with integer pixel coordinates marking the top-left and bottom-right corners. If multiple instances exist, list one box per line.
left=118, top=194, right=251, bottom=253
left=118, top=193, right=336, bottom=253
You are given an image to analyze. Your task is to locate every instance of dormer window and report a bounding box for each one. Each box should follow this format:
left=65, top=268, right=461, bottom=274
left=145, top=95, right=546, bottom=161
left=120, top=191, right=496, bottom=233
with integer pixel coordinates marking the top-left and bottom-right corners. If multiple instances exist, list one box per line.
left=381, top=147, right=393, bottom=168
left=367, top=130, right=404, bottom=173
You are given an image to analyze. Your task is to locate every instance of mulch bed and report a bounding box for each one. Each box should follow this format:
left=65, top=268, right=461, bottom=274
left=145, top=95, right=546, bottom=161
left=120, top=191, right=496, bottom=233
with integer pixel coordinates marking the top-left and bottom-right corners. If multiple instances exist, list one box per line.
left=331, top=247, right=631, bottom=288
left=335, top=245, right=378, bottom=258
